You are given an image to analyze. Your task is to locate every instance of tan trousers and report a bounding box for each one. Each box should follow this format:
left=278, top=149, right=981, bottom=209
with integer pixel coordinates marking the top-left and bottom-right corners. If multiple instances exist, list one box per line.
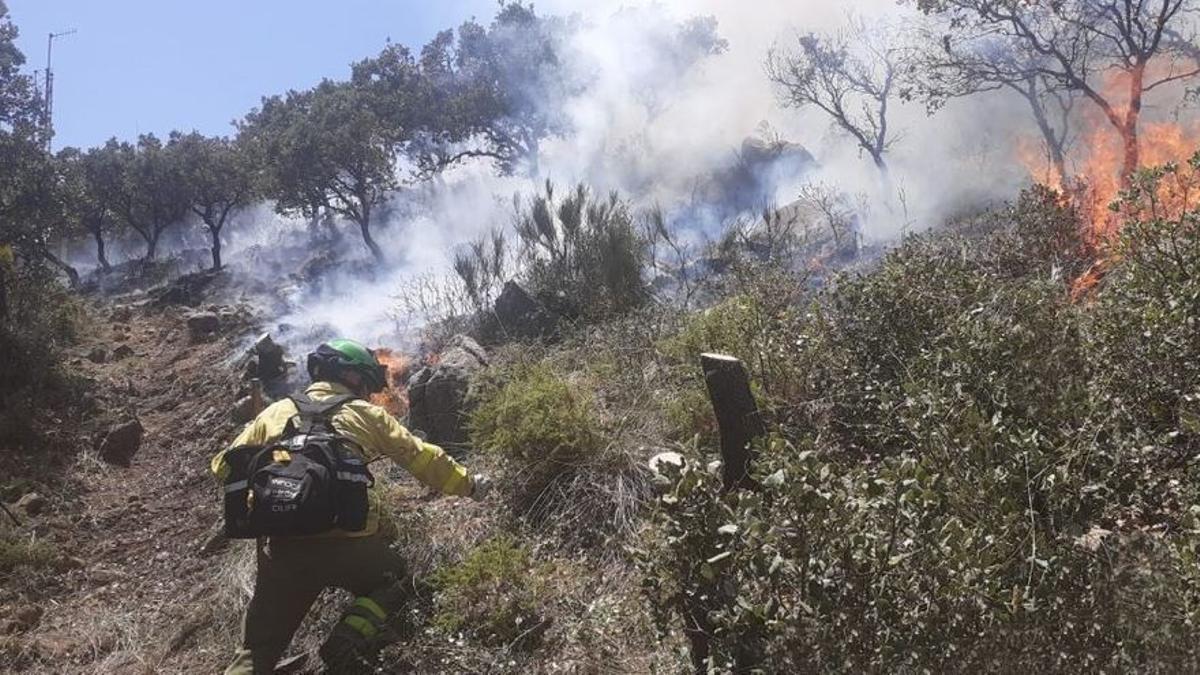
left=223, top=524, right=405, bottom=675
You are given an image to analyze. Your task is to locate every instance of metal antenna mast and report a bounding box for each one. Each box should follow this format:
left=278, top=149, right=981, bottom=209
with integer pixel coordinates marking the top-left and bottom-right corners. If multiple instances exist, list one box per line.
left=44, top=29, right=77, bottom=150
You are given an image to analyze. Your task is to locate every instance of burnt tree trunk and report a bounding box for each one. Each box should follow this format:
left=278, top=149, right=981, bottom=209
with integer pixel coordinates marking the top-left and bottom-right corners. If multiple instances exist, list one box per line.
left=91, top=226, right=111, bottom=273
left=144, top=228, right=160, bottom=260
left=358, top=199, right=385, bottom=264
left=209, top=225, right=223, bottom=270
left=687, top=353, right=766, bottom=673
left=701, top=352, right=765, bottom=492
left=322, top=207, right=341, bottom=243
left=1023, top=79, right=1069, bottom=189
left=1120, top=65, right=1144, bottom=186
left=360, top=219, right=383, bottom=263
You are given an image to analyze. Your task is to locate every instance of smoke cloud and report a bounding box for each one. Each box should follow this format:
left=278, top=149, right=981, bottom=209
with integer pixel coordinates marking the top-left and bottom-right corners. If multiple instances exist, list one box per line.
left=231, top=1, right=1100, bottom=347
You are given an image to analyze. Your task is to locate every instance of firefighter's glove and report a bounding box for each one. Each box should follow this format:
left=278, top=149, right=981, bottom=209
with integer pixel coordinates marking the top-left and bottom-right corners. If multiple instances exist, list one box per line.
left=470, top=474, right=491, bottom=501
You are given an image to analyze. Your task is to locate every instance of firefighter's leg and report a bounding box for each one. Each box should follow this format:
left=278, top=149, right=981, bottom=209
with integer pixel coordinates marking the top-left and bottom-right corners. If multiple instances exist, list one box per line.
left=225, top=541, right=323, bottom=675
left=319, top=523, right=411, bottom=671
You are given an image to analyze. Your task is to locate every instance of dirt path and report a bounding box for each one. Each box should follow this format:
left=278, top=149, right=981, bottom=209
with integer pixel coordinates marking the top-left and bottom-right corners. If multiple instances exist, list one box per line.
left=2, top=297, right=260, bottom=673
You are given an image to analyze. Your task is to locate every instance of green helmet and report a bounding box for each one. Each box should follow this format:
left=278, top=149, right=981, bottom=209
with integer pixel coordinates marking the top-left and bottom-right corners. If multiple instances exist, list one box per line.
left=307, top=338, right=387, bottom=394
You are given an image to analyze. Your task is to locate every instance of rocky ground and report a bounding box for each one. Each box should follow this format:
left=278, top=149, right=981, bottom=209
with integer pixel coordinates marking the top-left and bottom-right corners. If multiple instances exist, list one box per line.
left=0, top=270, right=559, bottom=674
left=0, top=254, right=689, bottom=674
left=0, top=286, right=266, bottom=673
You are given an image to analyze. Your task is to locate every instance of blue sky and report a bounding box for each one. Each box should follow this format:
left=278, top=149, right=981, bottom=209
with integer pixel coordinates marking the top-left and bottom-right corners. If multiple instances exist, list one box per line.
left=8, top=1, right=497, bottom=149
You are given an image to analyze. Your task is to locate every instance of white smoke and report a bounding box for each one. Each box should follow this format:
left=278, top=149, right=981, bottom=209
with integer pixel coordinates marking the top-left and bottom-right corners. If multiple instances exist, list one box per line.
left=254, top=0, right=1047, bottom=345
left=510, top=0, right=1035, bottom=236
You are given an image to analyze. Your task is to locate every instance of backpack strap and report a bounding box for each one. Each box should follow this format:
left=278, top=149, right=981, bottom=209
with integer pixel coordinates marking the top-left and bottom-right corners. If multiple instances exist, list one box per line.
left=287, top=393, right=358, bottom=435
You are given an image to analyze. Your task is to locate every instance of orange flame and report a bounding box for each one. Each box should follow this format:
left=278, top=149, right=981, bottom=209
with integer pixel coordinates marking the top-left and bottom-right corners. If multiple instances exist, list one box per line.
left=369, top=348, right=411, bottom=416
left=1014, top=67, right=1200, bottom=299
left=1068, top=259, right=1108, bottom=301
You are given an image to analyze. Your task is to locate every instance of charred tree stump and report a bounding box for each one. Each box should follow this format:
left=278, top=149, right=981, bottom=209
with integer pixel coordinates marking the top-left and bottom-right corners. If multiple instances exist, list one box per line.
left=681, top=354, right=765, bottom=673
left=249, top=378, right=264, bottom=414
left=701, top=353, right=765, bottom=491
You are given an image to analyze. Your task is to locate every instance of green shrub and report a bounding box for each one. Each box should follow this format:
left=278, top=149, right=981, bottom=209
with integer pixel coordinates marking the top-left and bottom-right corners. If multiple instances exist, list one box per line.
left=470, top=360, right=651, bottom=545
left=658, top=298, right=760, bottom=445
left=470, top=363, right=603, bottom=514
left=0, top=263, right=83, bottom=446
left=513, top=181, right=648, bottom=321
left=1089, top=156, right=1200, bottom=447
left=661, top=384, right=717, bottom=444
left=989, top=184, right=1092, bottom=281
left=781, top=228, right=1088, bottom=458
left=433, top=537, right=550, bottom=650
left=638, top=166, right=1200, bottom=672
left=660, top=296, right=758, bottom=366
left=471, top=362, right=603, bottom=472
left=0, top=535, right=57, bottom=575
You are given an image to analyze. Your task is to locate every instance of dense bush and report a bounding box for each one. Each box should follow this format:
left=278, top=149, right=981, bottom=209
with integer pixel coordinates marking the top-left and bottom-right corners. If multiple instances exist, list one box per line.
left=0, top=258, right=82, bottom=446
left=513, top=181, right=648, bottom=321
left=656, top=250, right=814, bottom=444
left=469, top=346, right=655, bottom=547
left=1089, top=158, right=1200, bottom=450
left=470, top=363, right=608, bottom=529
left=657, top=297, right=758, bottom=444
left=638, top=168, right=1200, bottom=671
left=470, top=361, right=604, bottom=511
left=432, top=537, right=550, bottom=651
left=415, top=182, right=650, bottom=344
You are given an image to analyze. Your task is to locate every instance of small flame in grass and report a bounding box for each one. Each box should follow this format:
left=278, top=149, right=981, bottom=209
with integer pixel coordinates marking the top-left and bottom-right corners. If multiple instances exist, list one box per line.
left=1069, top=259, right=1108, bottom=301
left=370, top=348, right=411, bottom=416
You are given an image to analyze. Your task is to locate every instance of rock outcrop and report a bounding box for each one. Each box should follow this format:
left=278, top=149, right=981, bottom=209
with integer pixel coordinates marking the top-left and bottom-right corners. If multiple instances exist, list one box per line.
left=99, top=418, right=144, bottom=467
left=492, top=281, right=558, bottom=341
left=406, top=335, right=489, bottom=453
left=186, top=312, right=220, bottom=342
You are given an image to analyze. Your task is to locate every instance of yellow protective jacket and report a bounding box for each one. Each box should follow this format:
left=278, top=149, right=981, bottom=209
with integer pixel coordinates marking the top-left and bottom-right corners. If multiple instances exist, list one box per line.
left=211, top=381, right=473, bottom=537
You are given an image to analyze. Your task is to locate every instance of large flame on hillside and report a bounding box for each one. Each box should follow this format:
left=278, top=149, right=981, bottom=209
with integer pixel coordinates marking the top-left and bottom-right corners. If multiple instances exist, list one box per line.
left=1021, top=121, right=1200, bottom=239
left=1015, top=70, right=1200, bottom=298
left=370, top=348, right=411, bottom=416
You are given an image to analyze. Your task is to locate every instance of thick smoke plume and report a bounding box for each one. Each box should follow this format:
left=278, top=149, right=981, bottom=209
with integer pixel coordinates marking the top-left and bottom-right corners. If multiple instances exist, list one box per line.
left=247, top=0, right=1166, bottom=347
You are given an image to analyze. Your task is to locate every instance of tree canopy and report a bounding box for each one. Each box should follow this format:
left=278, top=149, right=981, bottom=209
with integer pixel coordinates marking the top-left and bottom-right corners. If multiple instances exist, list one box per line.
left=171, top=131, right=256, bottom=270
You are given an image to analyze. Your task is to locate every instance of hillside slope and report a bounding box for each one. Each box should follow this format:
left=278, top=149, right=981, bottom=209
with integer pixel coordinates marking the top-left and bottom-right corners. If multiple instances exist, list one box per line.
left=0, top=277, right=679, bottom=674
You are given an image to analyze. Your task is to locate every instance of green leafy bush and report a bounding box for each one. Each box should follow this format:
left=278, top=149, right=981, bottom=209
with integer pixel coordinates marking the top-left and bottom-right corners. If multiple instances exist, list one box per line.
left=470, top=359, right=649, bottom=544
left=471, top=362, right=603, bottom=481
left=661, top=385, right=717, bottom=444
left=1089, top=157, right=1200, bottom=446
left=660, top=296, right=758, bottom=366
left=657, top=298, right=760, bottom=445
left=433, top=537, right=549, bottom=650
left=638, top=173, right=1200, bottom=672
left=470, top=362, right=602, bottom=511
left=0, top=262, right=82, bottom=446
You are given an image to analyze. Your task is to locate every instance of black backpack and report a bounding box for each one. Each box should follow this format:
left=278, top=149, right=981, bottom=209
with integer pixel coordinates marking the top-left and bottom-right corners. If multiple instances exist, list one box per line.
left=221, top=393, right=374, bottom=538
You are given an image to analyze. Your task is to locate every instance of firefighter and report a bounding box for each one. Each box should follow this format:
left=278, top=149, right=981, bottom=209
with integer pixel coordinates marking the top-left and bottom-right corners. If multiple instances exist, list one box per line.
left=212, top=338, right=488, bottom=674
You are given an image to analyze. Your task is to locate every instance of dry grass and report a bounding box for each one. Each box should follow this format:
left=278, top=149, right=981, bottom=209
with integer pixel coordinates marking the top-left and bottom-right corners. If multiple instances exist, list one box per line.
left=55, top=540, right=258, bottom=674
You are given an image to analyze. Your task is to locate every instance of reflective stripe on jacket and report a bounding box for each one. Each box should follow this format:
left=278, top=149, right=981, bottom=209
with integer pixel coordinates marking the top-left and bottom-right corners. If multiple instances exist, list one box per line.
left=211, top=380, right=472, bottom=537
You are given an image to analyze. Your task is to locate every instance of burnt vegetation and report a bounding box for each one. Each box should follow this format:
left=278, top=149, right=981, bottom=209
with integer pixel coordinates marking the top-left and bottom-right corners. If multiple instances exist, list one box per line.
left=5, top=0, right=1200, bottom=673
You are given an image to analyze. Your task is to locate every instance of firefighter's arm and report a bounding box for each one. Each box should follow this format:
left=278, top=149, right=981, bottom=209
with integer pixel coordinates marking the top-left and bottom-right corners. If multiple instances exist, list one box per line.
left=363, top=408, right=473, bottom=496
left=209, top=407, right=276, bottom=480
